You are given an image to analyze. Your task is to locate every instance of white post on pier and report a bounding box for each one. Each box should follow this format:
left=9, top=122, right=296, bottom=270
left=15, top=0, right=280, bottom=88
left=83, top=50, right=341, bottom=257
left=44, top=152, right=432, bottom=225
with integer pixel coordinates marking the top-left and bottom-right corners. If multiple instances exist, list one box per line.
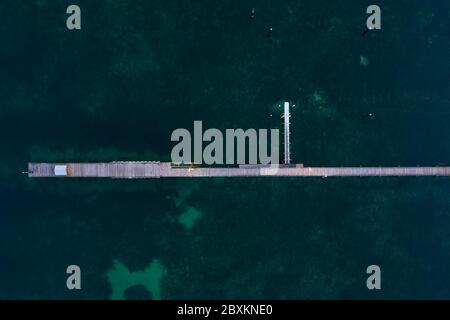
left=283, top=101, right=291, bottom=165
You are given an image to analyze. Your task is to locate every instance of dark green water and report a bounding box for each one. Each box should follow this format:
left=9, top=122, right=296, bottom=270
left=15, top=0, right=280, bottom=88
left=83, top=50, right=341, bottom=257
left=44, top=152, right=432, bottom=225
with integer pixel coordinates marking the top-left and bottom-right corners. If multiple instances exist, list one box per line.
left=1, top=0, right=450, bottom=299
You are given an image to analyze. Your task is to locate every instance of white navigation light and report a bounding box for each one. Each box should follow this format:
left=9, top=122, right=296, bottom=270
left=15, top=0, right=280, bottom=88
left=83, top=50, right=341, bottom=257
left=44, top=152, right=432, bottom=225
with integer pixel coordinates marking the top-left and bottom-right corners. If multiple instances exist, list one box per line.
left=54, top=165, right=67, bottom=176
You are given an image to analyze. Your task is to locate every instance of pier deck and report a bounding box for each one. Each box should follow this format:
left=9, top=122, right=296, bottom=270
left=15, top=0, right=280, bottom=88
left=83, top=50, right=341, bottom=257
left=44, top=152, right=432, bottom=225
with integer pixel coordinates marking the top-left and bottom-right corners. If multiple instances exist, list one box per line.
left=28, top=162, right=450, bottom=178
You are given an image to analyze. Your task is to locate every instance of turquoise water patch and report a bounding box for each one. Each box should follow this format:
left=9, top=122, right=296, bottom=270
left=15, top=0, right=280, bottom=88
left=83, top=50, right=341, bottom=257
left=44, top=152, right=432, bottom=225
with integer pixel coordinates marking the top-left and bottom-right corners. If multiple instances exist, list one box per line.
left=178, top=207, right=203, bottom=230
left=106, top=259, right=166, bottom=300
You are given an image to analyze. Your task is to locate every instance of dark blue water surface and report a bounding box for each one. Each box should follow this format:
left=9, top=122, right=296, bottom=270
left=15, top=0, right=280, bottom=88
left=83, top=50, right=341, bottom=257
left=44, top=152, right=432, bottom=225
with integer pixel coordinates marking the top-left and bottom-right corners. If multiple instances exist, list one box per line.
left=0, top=0, right=450, bottom=299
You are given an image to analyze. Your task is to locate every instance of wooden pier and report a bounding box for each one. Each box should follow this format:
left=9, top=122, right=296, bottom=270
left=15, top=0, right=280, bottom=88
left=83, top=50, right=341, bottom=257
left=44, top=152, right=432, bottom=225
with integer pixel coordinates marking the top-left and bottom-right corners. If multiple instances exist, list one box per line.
left=28, top=101, right=450, bottom=179
left=27, top=162, right=450, bottom=178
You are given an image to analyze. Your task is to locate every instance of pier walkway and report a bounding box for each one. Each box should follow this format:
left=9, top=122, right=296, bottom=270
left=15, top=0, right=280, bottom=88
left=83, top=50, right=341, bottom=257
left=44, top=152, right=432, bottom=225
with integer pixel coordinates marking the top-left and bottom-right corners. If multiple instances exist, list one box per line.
left=27, top=162, right=450, bottom=178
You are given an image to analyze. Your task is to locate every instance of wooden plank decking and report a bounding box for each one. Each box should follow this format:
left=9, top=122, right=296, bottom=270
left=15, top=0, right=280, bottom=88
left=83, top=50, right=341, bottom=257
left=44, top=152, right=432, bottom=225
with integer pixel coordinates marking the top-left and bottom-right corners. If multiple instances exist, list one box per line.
left=28, top=162, right=450, bottom=178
